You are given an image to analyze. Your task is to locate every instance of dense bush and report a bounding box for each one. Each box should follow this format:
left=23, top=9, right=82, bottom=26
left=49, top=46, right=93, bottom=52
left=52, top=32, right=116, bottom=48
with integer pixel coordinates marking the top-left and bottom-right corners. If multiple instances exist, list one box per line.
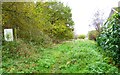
left=78, top=34, right=86, bottom=39
left=2, top=41, right=20, bottom=60
left=2, top=40, right=20, bottom=59
left=2, top=39, right=39, bottom=60
left=97, top=13, right=120, bottom=66
left=18, top=26, right=52, bottom=47
left=88, top=30, right=99, bottom=41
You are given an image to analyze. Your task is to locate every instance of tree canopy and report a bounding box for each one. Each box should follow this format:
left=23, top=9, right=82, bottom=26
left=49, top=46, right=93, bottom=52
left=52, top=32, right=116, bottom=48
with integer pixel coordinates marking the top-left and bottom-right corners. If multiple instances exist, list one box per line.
left=2, top=1, right=74, bottom=45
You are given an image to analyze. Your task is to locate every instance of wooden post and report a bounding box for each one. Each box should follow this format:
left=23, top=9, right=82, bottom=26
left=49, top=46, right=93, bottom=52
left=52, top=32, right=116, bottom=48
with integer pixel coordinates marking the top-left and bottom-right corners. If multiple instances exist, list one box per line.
left=14, top=27, right=17, bottom=40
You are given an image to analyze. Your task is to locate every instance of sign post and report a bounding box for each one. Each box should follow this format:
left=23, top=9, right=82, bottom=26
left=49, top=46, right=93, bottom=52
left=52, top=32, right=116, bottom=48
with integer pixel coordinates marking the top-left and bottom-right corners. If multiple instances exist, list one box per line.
left=4, top=29, right=13, bottom=41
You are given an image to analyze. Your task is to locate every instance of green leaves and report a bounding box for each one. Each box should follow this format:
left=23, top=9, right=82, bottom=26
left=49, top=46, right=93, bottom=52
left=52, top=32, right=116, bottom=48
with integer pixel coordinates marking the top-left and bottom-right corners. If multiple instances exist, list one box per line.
left=2, top=39, right=118, bottom=73
left=97, top=12, right=120, bottom=65
left=2, top=2, right=74, bottom=45
left=78, top=34, right=86, bottom=39
left=88, top=30, right=99, bottom=41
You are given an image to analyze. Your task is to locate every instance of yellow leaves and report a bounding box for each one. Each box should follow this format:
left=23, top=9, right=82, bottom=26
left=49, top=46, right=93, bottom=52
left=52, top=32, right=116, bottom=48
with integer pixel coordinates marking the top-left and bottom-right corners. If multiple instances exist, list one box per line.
left=8, top=66, right=15, bottom=72
left=66, top=61, right=71, bottom=65
left=66, top=59, right=77, bottom=66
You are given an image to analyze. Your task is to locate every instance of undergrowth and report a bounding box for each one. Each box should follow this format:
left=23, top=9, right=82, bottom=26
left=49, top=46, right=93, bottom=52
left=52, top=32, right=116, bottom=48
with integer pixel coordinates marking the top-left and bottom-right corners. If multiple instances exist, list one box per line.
left=2, top=39, right=119, bottom=73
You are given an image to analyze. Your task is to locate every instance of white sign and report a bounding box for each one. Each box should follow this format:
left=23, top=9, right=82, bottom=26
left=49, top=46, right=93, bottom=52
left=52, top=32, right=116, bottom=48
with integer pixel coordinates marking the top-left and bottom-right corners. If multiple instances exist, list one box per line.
left=4, top=29, right=13, bottom=41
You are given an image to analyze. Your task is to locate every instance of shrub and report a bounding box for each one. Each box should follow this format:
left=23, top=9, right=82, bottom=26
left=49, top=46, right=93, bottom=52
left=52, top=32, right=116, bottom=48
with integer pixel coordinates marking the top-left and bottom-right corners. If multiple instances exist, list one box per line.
left=18, top=26, right=52, bottom=47
left=97, top=13, right=120, bottom=66
left=78, top=34, right=86, bottom=39
left=2, top=40, right=20, bottom=59
left=2, top=39, right=38, bottom=60
left=88, top=30, right=99, bottom=41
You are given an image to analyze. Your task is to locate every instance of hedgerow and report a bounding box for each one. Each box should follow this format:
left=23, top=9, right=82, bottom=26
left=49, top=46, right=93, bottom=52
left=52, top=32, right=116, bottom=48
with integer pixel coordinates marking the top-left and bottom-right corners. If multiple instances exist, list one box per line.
left=97, top=13, right=120, bottom=66
left=78, top=34, right=86, bottom=39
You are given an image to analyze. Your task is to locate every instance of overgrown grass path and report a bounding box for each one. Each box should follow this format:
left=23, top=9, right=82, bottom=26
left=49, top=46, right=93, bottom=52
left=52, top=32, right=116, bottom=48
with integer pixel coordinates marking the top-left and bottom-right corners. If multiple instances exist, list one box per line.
left=35, top=39, right=118, bottom=73
left=2, top=39, right=118, bottom=73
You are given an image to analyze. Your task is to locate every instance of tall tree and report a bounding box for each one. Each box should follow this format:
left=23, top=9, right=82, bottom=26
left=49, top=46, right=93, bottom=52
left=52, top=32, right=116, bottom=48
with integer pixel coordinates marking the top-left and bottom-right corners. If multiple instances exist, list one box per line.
left=2, top=1, right=74, bottom=44
left=89, top=10, right=104, bottom=32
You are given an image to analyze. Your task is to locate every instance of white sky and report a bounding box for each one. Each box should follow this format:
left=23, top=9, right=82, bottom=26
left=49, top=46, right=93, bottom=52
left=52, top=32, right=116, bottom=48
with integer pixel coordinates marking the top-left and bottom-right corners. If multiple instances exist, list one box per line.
left=59, top=0, right=119, bottom=35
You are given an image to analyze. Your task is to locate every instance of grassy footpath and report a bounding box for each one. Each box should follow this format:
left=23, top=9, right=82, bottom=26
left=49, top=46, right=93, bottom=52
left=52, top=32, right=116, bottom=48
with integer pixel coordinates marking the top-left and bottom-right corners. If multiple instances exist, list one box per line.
left=2, top=39, right=119, bottom=73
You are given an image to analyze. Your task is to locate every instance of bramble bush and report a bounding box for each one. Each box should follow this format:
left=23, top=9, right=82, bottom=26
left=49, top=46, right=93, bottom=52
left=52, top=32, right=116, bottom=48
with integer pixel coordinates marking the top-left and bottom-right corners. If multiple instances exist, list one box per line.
left=2, top=39, right=39, bottom=60
left=97, top=13, right=120, bottom=66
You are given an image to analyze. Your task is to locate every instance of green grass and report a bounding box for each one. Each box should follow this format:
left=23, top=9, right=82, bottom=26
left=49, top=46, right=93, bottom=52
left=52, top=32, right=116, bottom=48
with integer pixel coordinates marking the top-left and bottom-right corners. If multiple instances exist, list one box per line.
left=2, top=39, right=119, bottom=73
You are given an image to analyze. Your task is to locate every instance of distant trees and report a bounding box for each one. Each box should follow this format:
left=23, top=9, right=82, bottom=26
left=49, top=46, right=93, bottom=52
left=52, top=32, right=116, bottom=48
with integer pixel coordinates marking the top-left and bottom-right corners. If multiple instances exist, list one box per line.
left=88, top=30, right=99, bottom=41
left=88, top=10, right=104, bottom=41
left=2, top=1, right=74, bottom=45
left=78, top=34, right=85, bottom=39
left=89, top=10, right=104, bottom=32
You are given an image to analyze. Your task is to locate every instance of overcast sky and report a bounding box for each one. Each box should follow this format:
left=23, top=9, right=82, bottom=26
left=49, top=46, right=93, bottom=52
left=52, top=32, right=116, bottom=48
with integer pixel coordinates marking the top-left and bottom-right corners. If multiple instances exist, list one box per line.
left=59, top=0, right=119, bottom=35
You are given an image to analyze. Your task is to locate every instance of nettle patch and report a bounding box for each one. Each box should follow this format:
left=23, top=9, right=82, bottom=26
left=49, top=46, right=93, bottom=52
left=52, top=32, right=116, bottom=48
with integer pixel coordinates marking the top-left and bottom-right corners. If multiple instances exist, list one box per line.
left=97, top=13, right=120, bottom=66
